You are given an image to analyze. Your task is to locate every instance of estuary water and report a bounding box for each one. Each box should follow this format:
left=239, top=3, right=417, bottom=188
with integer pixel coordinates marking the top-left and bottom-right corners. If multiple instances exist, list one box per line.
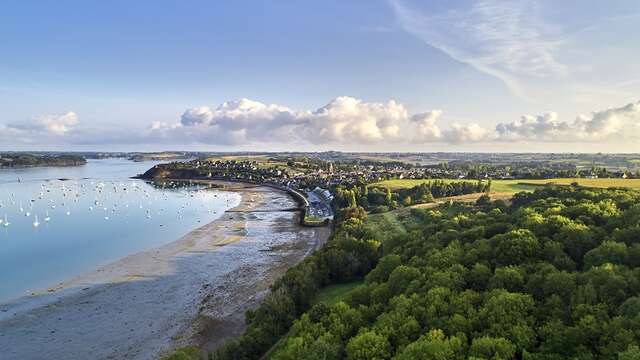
left=0, top=158, right=240, bottom=303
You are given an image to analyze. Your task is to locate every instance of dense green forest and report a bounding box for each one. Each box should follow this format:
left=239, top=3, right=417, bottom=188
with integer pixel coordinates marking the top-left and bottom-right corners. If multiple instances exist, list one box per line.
left=0, top=153, right=86, bottom=167
left=204, top=186, right=640, bottom=360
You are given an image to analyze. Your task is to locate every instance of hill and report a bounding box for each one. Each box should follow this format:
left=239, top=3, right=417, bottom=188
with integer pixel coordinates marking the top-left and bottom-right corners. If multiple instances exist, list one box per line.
left=211, top=187, right=640, bottom=359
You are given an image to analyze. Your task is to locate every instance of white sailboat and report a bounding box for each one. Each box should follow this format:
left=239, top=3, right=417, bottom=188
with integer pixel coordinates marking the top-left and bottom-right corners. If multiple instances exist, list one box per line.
left=3, top=214, right=10, bottom=227
left=33, top=215, right=40, bottom=227
left=44, top=211, right=51, bottom=222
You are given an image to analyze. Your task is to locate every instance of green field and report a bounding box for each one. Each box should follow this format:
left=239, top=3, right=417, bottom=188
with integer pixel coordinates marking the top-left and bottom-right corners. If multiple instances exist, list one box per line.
left=313, top=281, right=363, bottom=306
left=373, top=178, right=640, bottom=195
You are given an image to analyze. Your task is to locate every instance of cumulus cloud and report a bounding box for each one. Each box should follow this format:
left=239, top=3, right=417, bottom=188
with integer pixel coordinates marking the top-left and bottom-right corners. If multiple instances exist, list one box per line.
left=7, top=112, right=79, bottom=136
left=302, top=97, right=406, bottom=144
left=4, top=111, right=78, bottom=139
left=160, top=98, right=302, bottom=145
left=496, top=100, right=640, bottom=141
left=152, top=96, right=485, bottom=146
left=444, top=123, right=490, bottom=144
left=411, top=110, right=443, bottom=141
left=180, top=106, right=212, bottom=126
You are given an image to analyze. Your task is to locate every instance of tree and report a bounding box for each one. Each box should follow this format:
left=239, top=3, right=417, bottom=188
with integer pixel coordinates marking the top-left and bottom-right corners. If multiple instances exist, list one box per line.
left=492, top=229, right=540, bottom=267
left=476, top=194, right=491, bottom=207
left=387, top=266, right=422, bottom=295
left=468, top=337, right=516, bottom=360
left=394, top=330, right=465, bottom=360
left=402, top=196, right=413, bottom=206
left=346, top=331, right=391, bottom=360
left=583, top=241, right=628, bottom=269
left=385, top=188, right=393, bottom=206
left=420, top=190, right=434, bottom=204
left=366, top=255, right=402, bottom=284
left=619, top=345, right=640, bottom=360
left=479, top=290, right=535, bottom=349
left=467, top=263, right=492, bottom=291
left=348, top=190, right=357, bottom=208
left=488, top=266, right=525, bottom=292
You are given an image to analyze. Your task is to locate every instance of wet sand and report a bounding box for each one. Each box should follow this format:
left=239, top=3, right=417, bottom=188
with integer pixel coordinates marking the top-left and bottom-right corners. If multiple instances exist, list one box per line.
left=0, top=182, right=331, bottom=360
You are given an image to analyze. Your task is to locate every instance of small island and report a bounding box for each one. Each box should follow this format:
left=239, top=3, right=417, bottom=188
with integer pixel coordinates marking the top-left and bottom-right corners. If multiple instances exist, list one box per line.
left=128, top=152, right=189, bottom=162
left=0, top=153, right=87, bottom=168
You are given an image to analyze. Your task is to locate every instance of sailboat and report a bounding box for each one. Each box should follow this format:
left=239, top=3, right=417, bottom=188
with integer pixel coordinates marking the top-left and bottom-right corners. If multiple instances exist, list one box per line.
left=44, top=211, right=51, bottom=222
left=3, top=214, right=10, bottom=227
left=33, top=215, right=40, bottom=227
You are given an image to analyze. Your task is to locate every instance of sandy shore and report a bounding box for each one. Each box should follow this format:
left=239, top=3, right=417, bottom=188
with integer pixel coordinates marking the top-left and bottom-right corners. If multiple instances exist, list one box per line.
left=0, top=182, right=331, bottom=360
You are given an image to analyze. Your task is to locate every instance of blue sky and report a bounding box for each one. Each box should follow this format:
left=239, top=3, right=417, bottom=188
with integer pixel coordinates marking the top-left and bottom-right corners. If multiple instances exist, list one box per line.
left=2, top=0, right=640, bottom=152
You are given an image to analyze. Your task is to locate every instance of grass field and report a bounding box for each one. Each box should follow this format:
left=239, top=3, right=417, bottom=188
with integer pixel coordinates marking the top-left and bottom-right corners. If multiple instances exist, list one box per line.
left=313, top=281, right=363, bottom=306
left=373, top=178, right=640, bottom=195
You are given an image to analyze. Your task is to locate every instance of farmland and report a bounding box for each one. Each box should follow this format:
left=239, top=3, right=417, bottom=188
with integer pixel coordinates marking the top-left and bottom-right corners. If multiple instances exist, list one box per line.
left=372, top=178, right=640, bottom=195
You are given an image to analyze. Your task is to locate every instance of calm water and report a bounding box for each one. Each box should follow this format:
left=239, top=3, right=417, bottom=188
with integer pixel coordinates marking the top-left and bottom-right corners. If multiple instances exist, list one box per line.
left=0, top=159, right=240, bottom=303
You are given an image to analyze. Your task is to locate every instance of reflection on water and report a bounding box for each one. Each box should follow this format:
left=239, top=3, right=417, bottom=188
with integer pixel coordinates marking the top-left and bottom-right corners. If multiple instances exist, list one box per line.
left=0, top=159, right=239, bottom=303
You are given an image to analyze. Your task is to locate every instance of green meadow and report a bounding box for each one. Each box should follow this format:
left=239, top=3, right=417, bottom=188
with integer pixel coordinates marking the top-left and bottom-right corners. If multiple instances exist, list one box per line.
left=373, top=178, right=640, bottom=195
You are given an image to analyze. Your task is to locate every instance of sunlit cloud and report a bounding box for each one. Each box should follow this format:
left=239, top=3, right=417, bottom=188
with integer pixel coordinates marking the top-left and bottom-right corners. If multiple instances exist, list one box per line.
left=495, top=100, right=640, bottom=141
left=151, top=96, right=483, bottom=146
left=7, top=111, right=78, bottom=136
left=4, top=99, right=640, bottom=149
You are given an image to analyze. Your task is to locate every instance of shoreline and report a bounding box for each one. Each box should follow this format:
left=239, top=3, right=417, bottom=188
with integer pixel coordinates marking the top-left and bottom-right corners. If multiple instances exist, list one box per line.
left=0, top=181, right=331, bottom=360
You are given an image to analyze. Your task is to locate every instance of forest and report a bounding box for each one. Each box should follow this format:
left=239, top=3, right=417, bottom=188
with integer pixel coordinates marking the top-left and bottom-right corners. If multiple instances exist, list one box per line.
left=0, top=153, right=87, bottom=168
left=197, top=186, right=640, bottom=360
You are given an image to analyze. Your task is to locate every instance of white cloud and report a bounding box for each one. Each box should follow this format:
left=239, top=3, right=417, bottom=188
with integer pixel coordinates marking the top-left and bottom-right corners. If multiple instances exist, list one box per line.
left=410, top=110, right=443, bottom=142
left=149, top=96, right=487, bottom=146
left=495, top=100, right=640, bottom=141
left=4, top=99, right=639, bottom=149
left=180, top=106, right=212, bottom=126
left=6, top=112, right=79, bottom=136
left=302, top=96, right=406, bottom=144
left=167, top=98, right=301, bottom=145
left=444, top=123, right=490, bottom=144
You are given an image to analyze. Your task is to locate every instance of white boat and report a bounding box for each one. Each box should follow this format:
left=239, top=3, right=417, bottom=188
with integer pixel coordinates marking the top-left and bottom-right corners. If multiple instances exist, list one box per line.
left=44, top=211, right=51, bottom=222
left=33, top=215, right=40, bottom=227
left=3, top=214, right=10, bottom=227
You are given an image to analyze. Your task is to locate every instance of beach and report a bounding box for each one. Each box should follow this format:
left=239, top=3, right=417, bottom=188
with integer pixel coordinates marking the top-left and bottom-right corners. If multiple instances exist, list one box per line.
left=0, top=182, right=331, bottom=360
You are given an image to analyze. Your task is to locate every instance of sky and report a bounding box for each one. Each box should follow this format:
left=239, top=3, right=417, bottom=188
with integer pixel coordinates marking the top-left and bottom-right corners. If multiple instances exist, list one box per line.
left=1, top=0, right=640, bottom=152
